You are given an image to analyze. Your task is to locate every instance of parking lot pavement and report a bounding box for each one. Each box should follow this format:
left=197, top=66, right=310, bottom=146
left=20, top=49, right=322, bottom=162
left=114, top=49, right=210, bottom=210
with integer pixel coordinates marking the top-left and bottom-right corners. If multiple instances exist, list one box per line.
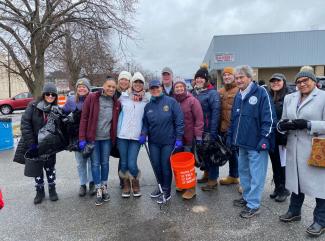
left=0, top=146, right=322, bottom=241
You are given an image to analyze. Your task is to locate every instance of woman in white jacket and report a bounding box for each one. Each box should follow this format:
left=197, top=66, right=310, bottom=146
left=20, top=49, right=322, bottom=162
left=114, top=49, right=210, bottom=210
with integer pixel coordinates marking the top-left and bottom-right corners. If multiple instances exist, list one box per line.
left=117, top=72, right=148, bottom=198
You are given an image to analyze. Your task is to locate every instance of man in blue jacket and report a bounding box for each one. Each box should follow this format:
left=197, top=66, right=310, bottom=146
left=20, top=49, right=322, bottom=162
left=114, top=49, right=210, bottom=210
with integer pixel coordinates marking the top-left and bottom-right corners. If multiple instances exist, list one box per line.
left=227, top=65, right=276, bottom=218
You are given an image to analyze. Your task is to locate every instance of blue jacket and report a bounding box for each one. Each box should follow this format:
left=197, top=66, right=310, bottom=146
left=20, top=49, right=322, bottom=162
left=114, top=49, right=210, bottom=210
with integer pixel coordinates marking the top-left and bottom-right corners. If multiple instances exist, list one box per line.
left=228, top=82, right=277, bottom=150
left=192, top=88, right=221, bottom=138
left=142, top=94, right=184, bottom=145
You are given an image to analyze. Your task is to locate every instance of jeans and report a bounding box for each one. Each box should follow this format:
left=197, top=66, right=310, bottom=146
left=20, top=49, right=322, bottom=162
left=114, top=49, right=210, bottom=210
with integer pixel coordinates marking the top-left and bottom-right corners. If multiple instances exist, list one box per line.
left=289, top=192, right=325, bottom=226
left=208, top=164, right=219, bottom=180
left=148, top=143, right=174, bottom=194
left=238, top=148, right=269, bottom=209
left=90, top=140, right=112, bottom=187
left=75, top=151, right=93, bottom=185
left=117, top=138, right=141, bottom=177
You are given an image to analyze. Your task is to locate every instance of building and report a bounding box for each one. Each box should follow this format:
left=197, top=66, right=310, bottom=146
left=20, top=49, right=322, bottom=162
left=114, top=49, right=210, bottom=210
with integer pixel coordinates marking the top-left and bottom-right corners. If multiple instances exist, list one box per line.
left=0, top=54, right=28, bottom=99
left=203, top=30, right=325, bottom=86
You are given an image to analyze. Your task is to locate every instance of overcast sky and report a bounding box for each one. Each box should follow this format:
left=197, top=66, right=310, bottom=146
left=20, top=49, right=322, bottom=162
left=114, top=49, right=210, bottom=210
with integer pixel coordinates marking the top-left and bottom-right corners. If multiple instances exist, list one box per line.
left=121, top=0, right=325, bottom=78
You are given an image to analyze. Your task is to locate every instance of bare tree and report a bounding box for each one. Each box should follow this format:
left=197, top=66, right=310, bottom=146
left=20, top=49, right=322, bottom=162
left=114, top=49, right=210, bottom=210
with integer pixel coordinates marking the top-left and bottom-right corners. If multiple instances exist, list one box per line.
left=0, top=0, right=136, bottom=96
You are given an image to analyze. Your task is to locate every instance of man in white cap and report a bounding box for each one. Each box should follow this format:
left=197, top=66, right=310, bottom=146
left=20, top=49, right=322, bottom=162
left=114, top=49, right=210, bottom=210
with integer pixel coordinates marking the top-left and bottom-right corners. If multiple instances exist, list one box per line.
left=161, top=67, right=174, bottom=96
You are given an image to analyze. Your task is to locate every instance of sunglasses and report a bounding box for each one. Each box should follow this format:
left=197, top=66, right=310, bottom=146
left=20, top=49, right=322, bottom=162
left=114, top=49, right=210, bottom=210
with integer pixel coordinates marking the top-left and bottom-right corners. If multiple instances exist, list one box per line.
left=44, top=92, right=57, bottom=97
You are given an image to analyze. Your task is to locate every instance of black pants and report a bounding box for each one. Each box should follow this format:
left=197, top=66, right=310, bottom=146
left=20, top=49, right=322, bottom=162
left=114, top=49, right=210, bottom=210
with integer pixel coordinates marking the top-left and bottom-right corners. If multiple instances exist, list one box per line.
left=289, top=192, right=325, bottom=226
left=34, top=156, right=56, bottom=188
left=269, top=144, right=286, bottom=189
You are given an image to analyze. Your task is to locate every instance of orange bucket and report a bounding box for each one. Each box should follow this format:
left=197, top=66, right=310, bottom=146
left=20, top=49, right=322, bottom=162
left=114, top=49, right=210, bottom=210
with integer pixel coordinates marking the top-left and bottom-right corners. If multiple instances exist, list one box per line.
left=170, top=152, right=196, bottom=189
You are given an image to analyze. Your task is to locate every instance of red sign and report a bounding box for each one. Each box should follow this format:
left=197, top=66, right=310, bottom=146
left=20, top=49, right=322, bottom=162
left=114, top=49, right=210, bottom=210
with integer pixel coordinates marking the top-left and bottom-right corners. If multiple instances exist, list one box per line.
left=215, top=53, right=234, bottom=63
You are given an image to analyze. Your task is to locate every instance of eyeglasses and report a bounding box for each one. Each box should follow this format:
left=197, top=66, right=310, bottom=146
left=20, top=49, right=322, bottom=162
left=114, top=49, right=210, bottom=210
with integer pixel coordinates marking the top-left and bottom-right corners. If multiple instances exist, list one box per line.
left=44, top=92, right=57, bottom=97
left=295, top=78, right=310, bottom=86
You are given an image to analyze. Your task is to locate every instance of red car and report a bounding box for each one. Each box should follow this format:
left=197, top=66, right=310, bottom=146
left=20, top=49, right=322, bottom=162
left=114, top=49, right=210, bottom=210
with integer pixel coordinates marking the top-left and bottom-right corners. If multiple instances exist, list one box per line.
left=0, top=92, right=33, bottom=115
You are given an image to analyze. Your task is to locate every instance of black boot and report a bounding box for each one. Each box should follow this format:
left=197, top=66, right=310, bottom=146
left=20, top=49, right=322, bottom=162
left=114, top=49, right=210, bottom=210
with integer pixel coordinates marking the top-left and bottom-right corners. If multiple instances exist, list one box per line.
left=275, top=185, right=290, bottom=202
left=49, top=185, right=59, bottom=201
left=34, top=186, right=45, bottom=205
left=79, top=185, right=87, bottom=197
left=88, top=182, right=96, bottom=196
left=270, top=187, right=279, bottom=199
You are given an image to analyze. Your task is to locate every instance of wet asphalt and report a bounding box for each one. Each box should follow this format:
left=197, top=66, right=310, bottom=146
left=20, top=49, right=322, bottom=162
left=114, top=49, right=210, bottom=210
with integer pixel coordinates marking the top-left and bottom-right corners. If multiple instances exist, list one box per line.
left=0, top=143, right=323, bottom=241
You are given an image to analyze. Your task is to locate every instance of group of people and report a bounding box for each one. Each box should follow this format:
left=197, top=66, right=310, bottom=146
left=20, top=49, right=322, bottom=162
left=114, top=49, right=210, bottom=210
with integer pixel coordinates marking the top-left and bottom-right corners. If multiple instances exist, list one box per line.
left=13, top=63, right=325, bottom=237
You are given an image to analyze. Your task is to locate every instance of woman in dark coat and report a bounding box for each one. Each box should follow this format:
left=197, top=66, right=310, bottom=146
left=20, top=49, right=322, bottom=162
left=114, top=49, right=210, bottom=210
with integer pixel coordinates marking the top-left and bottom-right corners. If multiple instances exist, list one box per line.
left=268, top=73, right=291, bottom=202
left=14, top=83, right=59, bottom=204
left=192, top=67, right=221, bottom=191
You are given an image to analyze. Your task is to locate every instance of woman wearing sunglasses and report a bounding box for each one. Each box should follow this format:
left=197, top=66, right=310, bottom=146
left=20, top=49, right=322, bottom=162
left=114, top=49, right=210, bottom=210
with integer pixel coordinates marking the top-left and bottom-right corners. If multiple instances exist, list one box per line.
left=14, top=82, right=59, bottom=204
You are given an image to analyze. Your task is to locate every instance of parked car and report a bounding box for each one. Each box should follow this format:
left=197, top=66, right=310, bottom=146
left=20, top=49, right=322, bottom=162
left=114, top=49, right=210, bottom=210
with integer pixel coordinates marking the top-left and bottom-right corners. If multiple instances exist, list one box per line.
left=317, top=76, right=325, bottom=90
left=0, top=92, right=33, bottom=115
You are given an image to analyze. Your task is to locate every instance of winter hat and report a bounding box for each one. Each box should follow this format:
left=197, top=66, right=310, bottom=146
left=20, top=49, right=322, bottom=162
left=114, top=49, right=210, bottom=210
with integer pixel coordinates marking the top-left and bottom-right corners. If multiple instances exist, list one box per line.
left=118, top=71, right=132, bottom=82
left=76, top=78, right=91, bottom=90
left=149, top=79, right=161, bottom=88
left=299, top=65, right=314, bottom=74
left=222, top=67, right=235, bottom=75
left=173, top=77, right=186, bottom=88
left=295, top=71, right=317, bottom=82
left=270, top=73, right=286, bottom=83
left=161, top=67, right=173, bottom=75
left=194, top=67, right=209, bottom=81
left=42, top=82, right=57, bottom=94
left=131, top=72, right=145, bottom=83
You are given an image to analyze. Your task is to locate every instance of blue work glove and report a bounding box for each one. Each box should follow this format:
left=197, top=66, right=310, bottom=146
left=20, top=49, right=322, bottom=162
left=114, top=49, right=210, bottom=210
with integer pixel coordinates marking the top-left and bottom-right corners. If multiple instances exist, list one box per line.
left=175, top=140, right=183, bottom=149
left=257, top=137, right=270, bottom=151
left=138, top=135, right=146, bottom=145
left=30, top=143, right=38, bottom=150
left=79, top=140, right=87, bottom=151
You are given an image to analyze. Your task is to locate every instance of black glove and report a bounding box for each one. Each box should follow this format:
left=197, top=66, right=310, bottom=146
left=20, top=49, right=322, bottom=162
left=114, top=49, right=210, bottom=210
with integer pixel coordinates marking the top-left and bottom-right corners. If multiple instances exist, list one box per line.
left=292, top=119, right=308, bottom=130
left=278, top=119, right=297, bottom=131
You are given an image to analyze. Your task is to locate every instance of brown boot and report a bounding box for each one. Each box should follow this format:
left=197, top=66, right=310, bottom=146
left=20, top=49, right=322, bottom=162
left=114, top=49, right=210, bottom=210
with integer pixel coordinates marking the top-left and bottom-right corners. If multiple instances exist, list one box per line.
left=182, top=187, right=196, bottom=200
left=197, top=171, right=209, bottom=183
left=119, top=171, right=131, bottom=198
left=201, top=179, right=218, bottom=191
left=219, top=176, right=240, bottom=185
left=130, top=170, right=141, bottom=197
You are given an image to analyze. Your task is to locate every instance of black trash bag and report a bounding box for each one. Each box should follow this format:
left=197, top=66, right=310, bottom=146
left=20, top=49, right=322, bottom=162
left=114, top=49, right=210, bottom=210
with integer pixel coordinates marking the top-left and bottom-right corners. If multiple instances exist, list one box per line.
left=82, top=143, right=95, bottom=158
left=110, top=144, right=120, bottom=158
left=38, top=107, right=69, bottom=155
left=209, top=135, right=233, bottom=167
left=24, top=149, right=49, bottom=177
left=63, top=109, right=81, bottom=152
left=194, top=133, right=211, bottom=170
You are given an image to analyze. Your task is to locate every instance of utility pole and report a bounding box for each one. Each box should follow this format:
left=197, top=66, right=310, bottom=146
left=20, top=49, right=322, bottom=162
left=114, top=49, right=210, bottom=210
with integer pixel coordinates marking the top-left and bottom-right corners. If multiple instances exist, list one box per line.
left=8, top=50, right=11, bottom=98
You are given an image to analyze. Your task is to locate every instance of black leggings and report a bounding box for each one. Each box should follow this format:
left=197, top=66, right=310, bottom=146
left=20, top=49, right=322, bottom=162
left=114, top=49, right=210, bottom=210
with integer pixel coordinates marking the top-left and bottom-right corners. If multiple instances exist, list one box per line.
left=34, top=156, right=56, bottom=187
left=269, top=144, right=285, bottom=188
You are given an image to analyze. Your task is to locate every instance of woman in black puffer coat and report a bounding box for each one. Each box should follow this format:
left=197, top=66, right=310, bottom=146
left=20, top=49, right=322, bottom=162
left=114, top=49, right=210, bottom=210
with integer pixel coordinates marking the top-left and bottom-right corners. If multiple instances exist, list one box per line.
left=14, top=83, right=59, bottom=205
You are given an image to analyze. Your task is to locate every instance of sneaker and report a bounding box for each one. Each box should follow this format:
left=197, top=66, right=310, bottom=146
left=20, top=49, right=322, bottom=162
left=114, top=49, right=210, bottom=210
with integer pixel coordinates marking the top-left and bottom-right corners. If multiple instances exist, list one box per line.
left=279, top=211, right=301, bottom=222
left=101, top=185, right=110, bottom=202
left=95, top=188, right=103, bottom=206
left=79, top=185, right=87, bottom=197
left=88, top=182, right=96, bottom=196
left=240, top=207, right=260, bottom=218
left=150, top=187, right=162, bottom=198
left=233, top=197, right=247, bottom=207
left=157, top=193, right=171, bottom=204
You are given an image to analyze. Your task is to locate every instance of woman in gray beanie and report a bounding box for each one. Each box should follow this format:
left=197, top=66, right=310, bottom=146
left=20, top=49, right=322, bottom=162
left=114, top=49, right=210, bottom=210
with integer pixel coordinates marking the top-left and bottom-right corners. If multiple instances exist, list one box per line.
left=14, top=82, right=59, bottom=204
left=63, top=78, right=96, bottom=197
left=278, top=71, right=325, bottom=237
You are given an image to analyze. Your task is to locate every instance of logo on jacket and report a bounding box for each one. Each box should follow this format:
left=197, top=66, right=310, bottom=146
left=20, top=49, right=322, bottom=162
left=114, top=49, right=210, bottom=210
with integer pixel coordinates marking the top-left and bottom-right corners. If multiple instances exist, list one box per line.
left=163, top=105, right=169, bottom=112
left=249, top=96, right=258, bottom=105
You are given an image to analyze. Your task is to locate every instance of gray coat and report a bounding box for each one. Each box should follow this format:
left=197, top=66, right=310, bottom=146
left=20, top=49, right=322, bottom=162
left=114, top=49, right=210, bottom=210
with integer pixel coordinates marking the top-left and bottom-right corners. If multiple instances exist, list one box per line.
left=282, top=87, right=325, bottom=198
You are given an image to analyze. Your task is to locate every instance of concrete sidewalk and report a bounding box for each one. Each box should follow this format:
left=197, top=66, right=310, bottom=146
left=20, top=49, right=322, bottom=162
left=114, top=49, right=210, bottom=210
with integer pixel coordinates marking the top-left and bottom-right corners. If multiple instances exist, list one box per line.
left=0, top=147, right=322, bottom=241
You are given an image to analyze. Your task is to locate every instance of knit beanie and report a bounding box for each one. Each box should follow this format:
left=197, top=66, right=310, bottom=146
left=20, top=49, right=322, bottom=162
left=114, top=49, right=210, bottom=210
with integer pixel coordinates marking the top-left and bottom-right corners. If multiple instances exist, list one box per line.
left=42, top=82, right=57, bottom=94
left=131, top=72, right=145, bottom=83
left=173, top=77, right=187, bottom=88
left=194, top=68, right=209, bottom=81
left=295, top=71, right=317, bottom=82
left=222, top=67, right=235, bottom=75
left=76, top=78, right=91, bottom=90
left=118, top=71, right=132, bottom=82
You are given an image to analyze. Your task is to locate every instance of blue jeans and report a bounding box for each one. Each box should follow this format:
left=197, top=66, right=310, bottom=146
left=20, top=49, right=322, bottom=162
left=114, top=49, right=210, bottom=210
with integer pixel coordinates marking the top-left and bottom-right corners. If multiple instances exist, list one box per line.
left=289, top=192, right=325, bottom=226
left=208, top=164, right=219, bottom=180
left=90, top=140, right=112, bottom=187
left=75, top=151, right=93, bottom=185
left=117, top=138, right=141, bottom=177
left=148, top=143, right=174, bottom=194
left=238, top=148, right=268, bottom=209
